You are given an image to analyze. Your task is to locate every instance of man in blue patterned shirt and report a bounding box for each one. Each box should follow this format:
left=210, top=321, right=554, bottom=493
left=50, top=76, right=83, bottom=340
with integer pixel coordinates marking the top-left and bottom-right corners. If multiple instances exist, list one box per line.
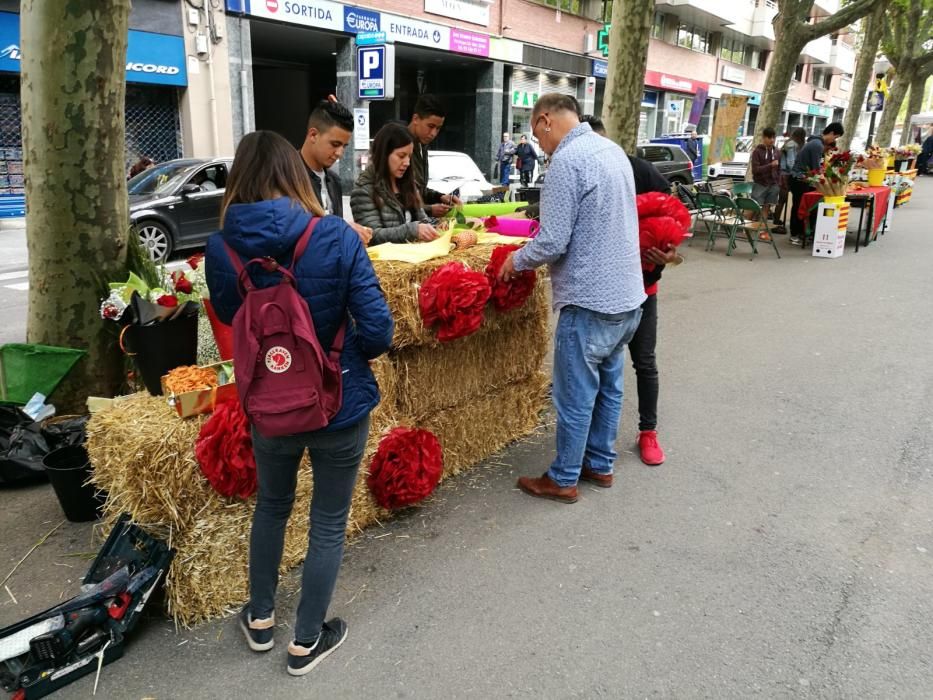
left=499, top=93, right=646, bottom=503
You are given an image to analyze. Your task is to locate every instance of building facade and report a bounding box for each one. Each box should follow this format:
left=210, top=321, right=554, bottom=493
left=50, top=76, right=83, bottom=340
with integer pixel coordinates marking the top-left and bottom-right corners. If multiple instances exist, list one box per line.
left=0, top=0, right=862, bottom=188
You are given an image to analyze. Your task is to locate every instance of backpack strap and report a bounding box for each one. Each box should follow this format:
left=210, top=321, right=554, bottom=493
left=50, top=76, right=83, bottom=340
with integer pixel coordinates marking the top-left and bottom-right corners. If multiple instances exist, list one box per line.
left=223, top=242, right=256, bottom=294
left=289, top=217, right=320, bottom=272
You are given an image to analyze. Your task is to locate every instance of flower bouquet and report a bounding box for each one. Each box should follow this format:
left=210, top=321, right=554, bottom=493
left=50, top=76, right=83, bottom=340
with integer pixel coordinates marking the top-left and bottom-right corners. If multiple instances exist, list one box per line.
left=893, top=144, right=920, bottom=159
left=805, top=150, right=855, bottom=197
left=101, top=256, right=206, bottom=396
left=856, top=145, right=888, bottom=171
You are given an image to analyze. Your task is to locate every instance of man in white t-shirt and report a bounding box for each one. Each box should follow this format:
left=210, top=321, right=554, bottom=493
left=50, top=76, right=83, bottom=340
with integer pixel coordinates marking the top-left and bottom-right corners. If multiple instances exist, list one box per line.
left=300, top=98, right=372, bottom=245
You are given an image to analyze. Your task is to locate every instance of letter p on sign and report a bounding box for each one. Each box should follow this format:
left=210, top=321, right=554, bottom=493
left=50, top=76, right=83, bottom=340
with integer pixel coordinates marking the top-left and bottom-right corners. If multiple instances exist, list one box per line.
left=362, top=51, right=379, bottom=78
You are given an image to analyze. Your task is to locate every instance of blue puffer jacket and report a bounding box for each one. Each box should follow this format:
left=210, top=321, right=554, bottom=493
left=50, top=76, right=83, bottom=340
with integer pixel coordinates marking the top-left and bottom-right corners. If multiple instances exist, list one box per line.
left=205, top=198, right=394, bottom=432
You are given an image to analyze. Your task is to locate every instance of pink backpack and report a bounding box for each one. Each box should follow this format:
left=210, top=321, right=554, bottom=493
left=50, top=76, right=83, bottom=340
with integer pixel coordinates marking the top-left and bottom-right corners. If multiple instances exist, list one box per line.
left=223, top=219, right=345, bottom=438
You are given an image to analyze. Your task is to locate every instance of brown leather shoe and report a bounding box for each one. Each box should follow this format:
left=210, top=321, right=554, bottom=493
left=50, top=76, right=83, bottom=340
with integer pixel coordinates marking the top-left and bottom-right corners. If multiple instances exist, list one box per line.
left=580, top=466, right=613, bottom=488
left=517, top=473, right=578, bottom=503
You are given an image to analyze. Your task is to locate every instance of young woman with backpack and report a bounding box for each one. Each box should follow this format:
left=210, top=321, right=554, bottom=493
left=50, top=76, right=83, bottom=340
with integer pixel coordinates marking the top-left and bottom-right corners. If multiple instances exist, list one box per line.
left=205, top=130, right=394, bottom=676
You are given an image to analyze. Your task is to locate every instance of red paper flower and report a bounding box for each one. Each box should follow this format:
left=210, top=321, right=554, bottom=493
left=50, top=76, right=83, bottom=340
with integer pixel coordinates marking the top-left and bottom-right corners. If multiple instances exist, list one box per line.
left=195, top=399, right=257, bottom=500
left=187, top=253, right=205, bottom=270
left=418, top=262, right=492, bottom=342
left=485, top=244, right=536, bottom=312
left=156, top=294, right=179, bottom=308
left=367, top=427, right=443, bottom=510
left=171, top=271, right=194, bottom=294
left=636, top=192, right=690, bottom=265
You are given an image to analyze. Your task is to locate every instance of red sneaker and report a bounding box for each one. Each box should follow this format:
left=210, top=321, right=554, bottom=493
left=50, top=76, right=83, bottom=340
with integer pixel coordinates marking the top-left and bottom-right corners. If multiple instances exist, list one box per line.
left=638, top=431, right=665, bottom=466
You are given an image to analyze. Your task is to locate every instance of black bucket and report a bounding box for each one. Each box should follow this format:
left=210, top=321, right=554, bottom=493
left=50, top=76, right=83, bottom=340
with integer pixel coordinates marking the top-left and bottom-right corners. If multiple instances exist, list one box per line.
left=124, top=312, right=199, bottom=396
left=517, top=187, right=541, bottom=204
left=42, top=445, right=105, bottom=522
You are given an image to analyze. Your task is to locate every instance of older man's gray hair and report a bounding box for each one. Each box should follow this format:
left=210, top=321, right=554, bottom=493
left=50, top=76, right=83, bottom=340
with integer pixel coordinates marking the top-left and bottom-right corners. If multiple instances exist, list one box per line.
left=532, top=93, right=581, bottom=119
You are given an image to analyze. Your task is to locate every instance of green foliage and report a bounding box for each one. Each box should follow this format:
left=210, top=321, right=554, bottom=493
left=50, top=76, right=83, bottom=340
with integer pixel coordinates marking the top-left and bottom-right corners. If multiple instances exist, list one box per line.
left=125, top=223, right=160, bottom=290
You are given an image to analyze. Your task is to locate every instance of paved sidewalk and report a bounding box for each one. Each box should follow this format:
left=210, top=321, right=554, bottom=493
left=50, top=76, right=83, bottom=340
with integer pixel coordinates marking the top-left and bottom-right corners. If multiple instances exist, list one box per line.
left=1, top=179, right=932, bottom=698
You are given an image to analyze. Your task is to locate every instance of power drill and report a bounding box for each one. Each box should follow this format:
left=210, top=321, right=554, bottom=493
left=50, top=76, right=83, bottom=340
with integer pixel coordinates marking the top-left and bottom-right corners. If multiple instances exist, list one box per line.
left=28, top=607, right=109, bottom=662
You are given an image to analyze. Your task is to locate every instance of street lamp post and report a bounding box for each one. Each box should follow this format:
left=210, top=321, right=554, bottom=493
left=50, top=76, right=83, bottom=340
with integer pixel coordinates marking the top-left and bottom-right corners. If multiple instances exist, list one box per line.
left=865, top=57, right=891, bottom=147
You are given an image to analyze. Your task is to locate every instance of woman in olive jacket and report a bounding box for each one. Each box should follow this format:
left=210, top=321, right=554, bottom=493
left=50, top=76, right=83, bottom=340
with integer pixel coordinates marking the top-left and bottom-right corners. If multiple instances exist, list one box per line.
left=350, top=123, right=439, bottom=245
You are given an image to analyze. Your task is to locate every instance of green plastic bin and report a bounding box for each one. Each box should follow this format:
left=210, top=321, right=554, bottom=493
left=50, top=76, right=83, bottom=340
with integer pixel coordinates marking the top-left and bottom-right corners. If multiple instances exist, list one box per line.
left=0, top=343, right=86, bottom=404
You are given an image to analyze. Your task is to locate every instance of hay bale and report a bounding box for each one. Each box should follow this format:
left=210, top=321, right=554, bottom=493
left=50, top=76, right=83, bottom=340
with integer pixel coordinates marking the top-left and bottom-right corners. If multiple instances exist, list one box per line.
left=391, top=292, right=549, bottom=421
left=86, top=255, right=554, bottom=625
left=373, top=247, right=547, bottom=350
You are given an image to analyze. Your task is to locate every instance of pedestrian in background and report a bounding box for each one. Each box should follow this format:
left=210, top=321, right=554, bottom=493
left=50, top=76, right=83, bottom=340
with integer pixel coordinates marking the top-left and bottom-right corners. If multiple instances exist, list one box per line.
left=750, top=127, right=781, bottom=240
left=584, top=114, right=679, bottom=467
left=789, top=122, right=844, bottom=245
left=515, top=134, right=538, bottom=187
left=773, top=127, right=806, bottom=231
left=128, top=156, right=153, bottom=180
left=406, top=94, right=461, bottom=218
left=205, top=130, right=394, bottom=677
left=499, top=95, right=645, bottom=503
left=497, top=132, right=517, bottom=187
left=351, top=123, right=439, bottom=245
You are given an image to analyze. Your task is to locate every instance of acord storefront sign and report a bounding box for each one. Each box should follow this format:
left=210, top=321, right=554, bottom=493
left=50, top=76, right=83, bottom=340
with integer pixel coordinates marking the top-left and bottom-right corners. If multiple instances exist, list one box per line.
left=0, top=13, right=187, bottom=87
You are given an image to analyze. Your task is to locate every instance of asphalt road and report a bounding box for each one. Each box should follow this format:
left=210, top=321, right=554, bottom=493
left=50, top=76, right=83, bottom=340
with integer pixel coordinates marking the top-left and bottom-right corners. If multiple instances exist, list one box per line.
left=2, top=182, right=932, bottom=698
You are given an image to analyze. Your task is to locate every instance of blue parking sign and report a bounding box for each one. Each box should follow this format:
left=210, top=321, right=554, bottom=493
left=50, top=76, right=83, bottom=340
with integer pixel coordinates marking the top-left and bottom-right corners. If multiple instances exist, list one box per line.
left=358, top=45, right=395, bottom=101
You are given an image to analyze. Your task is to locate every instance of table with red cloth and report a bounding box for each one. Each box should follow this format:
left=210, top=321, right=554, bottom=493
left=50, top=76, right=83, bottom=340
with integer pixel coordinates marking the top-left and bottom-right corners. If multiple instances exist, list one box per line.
left=797, top=186, right=891, bottom=252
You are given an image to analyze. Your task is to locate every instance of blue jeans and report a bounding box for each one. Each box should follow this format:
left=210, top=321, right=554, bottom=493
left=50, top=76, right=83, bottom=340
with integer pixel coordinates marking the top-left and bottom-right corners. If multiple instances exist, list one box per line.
left=499, top=161, right=512, bottom=186
left=548, top=305, right=643, bottom=487
left=248, top=416, right=369, bottom=643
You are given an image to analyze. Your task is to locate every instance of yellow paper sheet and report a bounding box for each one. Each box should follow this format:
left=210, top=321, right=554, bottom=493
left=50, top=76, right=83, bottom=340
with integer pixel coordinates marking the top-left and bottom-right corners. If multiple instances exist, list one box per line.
left=475, top=231, right=529, bottom=246
left=367, top=232, right=453, bottom=263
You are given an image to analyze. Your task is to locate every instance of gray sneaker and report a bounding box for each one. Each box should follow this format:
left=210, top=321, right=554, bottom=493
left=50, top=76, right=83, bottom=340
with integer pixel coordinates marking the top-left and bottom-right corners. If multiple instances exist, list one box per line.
left=789, top=237, right=803, bottom=246
left=287, top=618, right=348, bottom=676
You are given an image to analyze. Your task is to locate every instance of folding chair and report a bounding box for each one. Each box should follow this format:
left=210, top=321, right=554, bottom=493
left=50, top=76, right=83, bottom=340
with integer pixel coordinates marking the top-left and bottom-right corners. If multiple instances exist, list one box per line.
left=693, top=192, right=720, bottom=242
left=705, top=193, right=744, bottom=254
left=675, top=183, right=699, bottom=243
left=734, top=196, right=781, bottom=259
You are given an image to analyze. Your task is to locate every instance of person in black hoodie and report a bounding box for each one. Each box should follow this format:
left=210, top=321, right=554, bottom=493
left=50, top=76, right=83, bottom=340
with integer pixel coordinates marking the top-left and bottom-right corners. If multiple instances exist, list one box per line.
left=583, top=114, right=680, bottom=466
left=788, top=122, right=844, bottom=245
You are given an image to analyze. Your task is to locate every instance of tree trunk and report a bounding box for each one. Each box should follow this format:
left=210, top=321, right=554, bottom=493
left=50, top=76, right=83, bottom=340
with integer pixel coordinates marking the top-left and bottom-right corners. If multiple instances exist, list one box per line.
left=900, top=70, right=929, bottom=145
left=601, top=0, right=655, bottom=152
left=841, top=1, right=887, bottom=150
left=755, top=15, right=808, bottom=144
left=755, top=0, right=881, bottom=144
left=21, top=1, right=131, bottom=410
left=875, top=60, right=914, bottom=147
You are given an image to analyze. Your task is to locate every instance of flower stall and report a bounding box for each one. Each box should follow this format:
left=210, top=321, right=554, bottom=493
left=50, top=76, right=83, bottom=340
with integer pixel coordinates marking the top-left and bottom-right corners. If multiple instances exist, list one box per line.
left=85, top=208, right=552, bottom=626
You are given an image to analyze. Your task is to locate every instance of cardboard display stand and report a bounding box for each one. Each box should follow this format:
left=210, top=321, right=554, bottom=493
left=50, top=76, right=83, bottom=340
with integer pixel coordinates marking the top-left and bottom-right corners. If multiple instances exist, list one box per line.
left=812, top=201, right=849, bottom=259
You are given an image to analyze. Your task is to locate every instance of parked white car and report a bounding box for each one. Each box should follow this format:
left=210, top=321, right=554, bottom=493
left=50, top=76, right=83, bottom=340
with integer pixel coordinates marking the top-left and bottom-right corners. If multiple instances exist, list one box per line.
left=428, top=151, right=499, bottom=202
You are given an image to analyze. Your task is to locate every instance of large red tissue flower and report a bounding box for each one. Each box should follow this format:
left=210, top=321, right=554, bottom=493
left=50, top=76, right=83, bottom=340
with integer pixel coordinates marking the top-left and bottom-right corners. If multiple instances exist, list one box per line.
left=195, top=399, right=257, bottom=500
left=636, top=192, right=691, bottom=267
left=485, top=244, right=536, bottom=312
left=367, top=427, right=443, bottom=510
left=418, top=262, right=492, bottom=342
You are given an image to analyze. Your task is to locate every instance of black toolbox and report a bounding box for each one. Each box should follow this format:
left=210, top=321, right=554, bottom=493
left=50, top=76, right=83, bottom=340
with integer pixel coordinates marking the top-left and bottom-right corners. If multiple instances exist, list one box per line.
left=0, top=514, right=174, bottom=699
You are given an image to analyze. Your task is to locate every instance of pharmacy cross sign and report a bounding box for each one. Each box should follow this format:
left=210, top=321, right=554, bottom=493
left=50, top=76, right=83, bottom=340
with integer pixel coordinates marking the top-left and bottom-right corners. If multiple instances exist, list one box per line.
left=597, top=23, right=610, bottom=58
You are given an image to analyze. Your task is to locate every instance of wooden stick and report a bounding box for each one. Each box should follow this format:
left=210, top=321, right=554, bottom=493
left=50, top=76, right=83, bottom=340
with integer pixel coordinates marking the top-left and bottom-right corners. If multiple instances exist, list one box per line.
left=0, top=520, right=65, bottom=589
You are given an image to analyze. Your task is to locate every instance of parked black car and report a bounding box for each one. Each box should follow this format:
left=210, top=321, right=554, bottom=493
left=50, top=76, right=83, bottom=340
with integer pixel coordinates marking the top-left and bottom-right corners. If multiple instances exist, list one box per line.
left=635, top=143, right=694, bottom=186
left=129, top=157, right=233, bottom=262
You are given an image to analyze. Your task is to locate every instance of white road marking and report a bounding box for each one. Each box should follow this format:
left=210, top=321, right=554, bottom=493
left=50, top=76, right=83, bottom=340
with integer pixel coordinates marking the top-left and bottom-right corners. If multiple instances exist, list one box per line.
left=0, top=270, right=28, bottom=281
left=4, top=281, right=28, bottom=291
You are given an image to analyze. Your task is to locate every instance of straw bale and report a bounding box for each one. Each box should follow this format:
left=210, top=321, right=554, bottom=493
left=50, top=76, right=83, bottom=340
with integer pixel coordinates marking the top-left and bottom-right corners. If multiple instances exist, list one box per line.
left=415, top=372, right=551, bottom=477
left=390, top=292, right=549, bottom=420
left=372, top=247, right=548, bottom=350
